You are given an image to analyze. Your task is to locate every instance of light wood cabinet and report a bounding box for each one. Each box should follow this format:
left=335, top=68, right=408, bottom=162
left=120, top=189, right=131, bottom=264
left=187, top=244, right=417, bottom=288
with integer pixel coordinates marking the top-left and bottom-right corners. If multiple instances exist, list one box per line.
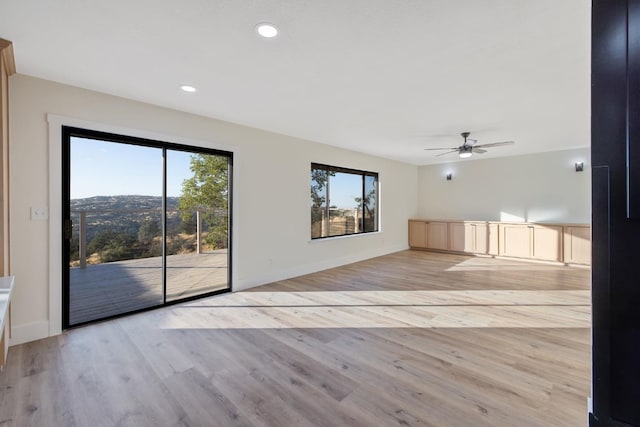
left=408, top=220, right=427, bottom=248
left=409, top=219, right=590, bottom=266
left=426, top=222, right=448, bottom=250
left=488, top=223, right=499, bottom=255
left=564, top=226, right=591, bottom=265
left=0, top=39, right=15, bottom=277
left=469, top=222, right=489, bottom=254
left=499, top=223, right=532, bottom=259
left=409, top=220, right=460, bottom=251
left=531, top=225, right=563, bottom=262
left=476, top=223, right=489, bottom=254
left=409, top=220, right=450, bottom=251
left=498, top=224, right=564, bottom=262
left=447, top=222, right=468, bottom=252
left=448, top=222, right=488, bottom=254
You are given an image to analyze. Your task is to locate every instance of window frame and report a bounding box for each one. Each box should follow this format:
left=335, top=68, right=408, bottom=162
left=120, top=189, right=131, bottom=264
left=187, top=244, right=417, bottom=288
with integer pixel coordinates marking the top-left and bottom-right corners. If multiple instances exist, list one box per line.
left=310, top=162, right=379, bottom=240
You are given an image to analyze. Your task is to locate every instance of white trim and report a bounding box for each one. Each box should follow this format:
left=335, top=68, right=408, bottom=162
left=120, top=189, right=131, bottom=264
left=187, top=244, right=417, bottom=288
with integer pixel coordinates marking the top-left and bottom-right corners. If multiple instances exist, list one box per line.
left=48, top=116, right=62, bottom=336
left=47, top=114, right=239, bottom=337
left=235, top=244, right=408, bottom=291
left=308, top=230, right=381, bottom=243
left=10, top=320, right=50, bottom=346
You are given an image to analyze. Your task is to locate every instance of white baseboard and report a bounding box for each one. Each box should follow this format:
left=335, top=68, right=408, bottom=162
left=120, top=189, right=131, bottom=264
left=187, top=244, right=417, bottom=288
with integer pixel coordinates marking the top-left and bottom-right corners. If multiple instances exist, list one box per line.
left=234, top=244, right=408, bottom=291
left=10, top=320, right=50, bottom=346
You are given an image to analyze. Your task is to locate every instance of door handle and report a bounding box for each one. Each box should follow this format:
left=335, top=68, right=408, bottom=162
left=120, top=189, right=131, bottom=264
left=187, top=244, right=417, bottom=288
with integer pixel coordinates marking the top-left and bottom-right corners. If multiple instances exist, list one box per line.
left=64, top=219, right=73, bottom=240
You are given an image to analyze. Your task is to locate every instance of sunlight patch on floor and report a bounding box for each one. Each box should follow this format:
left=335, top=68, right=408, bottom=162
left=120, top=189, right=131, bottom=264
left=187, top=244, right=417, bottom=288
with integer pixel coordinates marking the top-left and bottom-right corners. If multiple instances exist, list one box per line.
left=182, top=289, right=590, bottom=307
left=444, top=257, right=587, bottom=272
left=155, top=289, right=590, bottom=330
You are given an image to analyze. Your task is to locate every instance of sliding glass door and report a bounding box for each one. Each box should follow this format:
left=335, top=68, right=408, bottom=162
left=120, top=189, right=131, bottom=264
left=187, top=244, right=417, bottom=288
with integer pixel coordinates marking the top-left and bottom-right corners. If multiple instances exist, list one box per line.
left=62, top=127, right=232, bottom=327
left=165, top=150, right=230, bottom=302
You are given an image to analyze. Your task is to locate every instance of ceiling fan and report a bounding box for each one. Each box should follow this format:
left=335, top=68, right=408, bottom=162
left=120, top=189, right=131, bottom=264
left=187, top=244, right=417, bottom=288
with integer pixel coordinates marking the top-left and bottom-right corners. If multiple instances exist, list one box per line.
left=424, top=132, right=515, bottom=158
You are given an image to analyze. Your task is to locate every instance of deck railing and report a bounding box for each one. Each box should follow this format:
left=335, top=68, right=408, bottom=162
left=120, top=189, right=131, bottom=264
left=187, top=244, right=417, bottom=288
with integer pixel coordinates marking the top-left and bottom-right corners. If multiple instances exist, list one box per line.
left=71, top=208, right=207, bottom=269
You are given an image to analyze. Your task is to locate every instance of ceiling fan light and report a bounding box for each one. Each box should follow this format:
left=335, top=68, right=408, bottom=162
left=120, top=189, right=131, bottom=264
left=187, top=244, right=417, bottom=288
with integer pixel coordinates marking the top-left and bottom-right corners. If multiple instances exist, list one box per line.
left=459, top=146, right=473, bottom=158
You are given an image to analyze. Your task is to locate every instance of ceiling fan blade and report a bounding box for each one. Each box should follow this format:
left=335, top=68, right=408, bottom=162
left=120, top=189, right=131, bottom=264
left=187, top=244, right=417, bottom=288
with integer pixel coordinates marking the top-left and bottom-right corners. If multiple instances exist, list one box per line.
left=436, top=150, right=458, bottom=157
left=473, top=141, right=515, bottom=149
left=472, top=148, right=487, bottom=154
left=424, top=147, right=459, bottom=151
left=467, top=138, right=478, bottom=146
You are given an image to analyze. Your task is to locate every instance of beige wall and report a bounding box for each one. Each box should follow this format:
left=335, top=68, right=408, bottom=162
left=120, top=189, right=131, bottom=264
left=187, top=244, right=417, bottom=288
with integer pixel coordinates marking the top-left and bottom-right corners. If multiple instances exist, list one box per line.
left=8, top=73, right=591, bottom=345
left=417, top=148, right=591, bottom=224
left=9, top=74, right=418, bottom=344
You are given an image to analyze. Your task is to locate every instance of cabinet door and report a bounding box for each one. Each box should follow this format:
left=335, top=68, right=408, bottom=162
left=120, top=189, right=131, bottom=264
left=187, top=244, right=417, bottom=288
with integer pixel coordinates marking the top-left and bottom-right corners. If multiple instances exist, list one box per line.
left=499, top=224, right=531, bottom=258
left=426, top=222, right=448, bottom=250
left=408, top=221, right=426, bottom=248
left=448, top=222, right=467, bottom=252
left=531, top=225, right=563, bottom=262
left=472, top=223, right=488, bottom=254
left=488, top=223, right=499, bottom=255
left=563, top=226, right=591, bottom=265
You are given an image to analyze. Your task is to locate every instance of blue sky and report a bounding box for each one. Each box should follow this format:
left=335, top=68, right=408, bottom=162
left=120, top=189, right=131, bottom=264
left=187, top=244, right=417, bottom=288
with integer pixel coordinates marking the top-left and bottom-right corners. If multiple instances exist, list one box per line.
left=71, top=137, right=364, bottom=208
left=329, top=172, right=363, bottom=209
left=70, top=137, right=194, bottom=199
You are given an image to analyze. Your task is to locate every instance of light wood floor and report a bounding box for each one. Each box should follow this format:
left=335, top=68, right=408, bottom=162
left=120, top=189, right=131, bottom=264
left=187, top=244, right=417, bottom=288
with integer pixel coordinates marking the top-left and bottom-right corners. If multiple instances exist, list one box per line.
left=69, top=250, right=229, bottom=325
left=1, top=250, right=591, bottom=426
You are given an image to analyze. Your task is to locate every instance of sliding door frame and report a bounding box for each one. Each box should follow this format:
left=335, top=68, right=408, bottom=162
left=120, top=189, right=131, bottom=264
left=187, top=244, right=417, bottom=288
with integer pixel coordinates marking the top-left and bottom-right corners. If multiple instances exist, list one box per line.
left=61, top=125, right=233, bottom=329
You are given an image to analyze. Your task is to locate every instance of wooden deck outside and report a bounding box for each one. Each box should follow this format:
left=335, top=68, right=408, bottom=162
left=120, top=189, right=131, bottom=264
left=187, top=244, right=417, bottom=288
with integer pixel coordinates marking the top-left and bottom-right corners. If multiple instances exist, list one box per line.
left=69, top=250, right=228, bottom=325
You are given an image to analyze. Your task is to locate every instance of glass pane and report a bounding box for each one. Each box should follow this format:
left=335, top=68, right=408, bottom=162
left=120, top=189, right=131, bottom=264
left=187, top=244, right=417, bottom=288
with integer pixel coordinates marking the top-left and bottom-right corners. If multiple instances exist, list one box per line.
left=328, top=172, right=362, bottom=236
left=166, top=151, right=229, bottom=302
left=69, top=137, right=163, bottom=325
left=364, top=174, right=377, bottom=232
left=311, top=167, right=328, bottom=238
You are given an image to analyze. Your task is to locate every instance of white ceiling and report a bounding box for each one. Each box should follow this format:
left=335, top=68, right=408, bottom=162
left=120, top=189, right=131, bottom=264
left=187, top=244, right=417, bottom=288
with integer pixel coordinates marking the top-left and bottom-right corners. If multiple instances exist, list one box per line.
left=0, top=0, right=591, bottom=165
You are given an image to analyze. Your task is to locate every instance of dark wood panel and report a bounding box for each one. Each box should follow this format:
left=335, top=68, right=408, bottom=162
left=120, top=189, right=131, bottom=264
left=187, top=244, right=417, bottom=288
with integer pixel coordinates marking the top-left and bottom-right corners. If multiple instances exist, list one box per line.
left=592, top=0, right=640, bottom=425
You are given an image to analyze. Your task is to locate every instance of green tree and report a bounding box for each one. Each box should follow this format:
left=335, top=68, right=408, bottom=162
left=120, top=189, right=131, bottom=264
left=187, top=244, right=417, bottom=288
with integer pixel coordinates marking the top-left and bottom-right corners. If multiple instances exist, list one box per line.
left=178, top=154, right=229, bottom=249
left=310, top=168, right=329, bottom=209
left=354, top=187, right=376, bottom=216
left=354, top=187, right=376, bottom=231
left=138, top=218, right=160, bottom=243
left=87, top=229, right=136, bottom=262
left=180, top=212, right=197, bottom=234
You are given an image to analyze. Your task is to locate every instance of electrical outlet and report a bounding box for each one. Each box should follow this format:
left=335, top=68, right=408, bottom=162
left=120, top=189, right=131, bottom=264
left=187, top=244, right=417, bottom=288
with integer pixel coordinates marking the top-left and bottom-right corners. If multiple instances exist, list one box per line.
left=30, top=207, right=49, bottom=221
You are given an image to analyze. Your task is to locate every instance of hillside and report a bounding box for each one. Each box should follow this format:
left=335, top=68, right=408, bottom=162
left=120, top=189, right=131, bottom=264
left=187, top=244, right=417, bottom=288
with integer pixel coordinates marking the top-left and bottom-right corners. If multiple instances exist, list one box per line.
left=70, top=195, right=185, bottom=243
left=68, top=195, right=203, bottom=264
left=70, top=194, right=179, bottom=212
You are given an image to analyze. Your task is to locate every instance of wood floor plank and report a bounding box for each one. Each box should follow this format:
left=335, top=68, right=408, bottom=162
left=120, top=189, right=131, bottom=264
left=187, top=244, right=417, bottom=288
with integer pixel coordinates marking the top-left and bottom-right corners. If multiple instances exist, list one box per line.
left=162, top=367, right=254, bottom=427
left=0, top=250, right=591, bottom=426
left=211, top=368, right=316, bottom=427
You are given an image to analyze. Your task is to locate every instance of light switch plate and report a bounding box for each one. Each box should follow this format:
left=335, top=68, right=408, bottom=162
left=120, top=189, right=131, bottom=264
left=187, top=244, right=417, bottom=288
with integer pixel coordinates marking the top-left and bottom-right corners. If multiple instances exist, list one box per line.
left=30, top=207, right=49, bottom=221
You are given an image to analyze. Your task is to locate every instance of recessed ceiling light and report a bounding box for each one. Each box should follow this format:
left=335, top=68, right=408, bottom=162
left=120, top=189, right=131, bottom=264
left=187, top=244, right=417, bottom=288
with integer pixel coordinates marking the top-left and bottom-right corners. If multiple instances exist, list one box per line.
left=180, top=85, right=197, bottom=93
left=256, top=23, right=278, bottom=38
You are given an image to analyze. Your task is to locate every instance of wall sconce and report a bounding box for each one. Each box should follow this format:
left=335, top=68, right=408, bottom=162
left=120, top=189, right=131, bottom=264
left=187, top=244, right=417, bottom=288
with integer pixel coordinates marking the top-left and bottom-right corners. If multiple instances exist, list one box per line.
left=446, top=173, right=452, bottom=181
left=575, top=162, right=584, bottom=172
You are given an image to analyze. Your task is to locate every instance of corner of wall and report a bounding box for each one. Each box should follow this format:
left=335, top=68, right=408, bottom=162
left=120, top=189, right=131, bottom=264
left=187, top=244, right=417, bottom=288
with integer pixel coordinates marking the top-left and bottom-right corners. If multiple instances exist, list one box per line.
left=10, top=320, right=50, bottom=346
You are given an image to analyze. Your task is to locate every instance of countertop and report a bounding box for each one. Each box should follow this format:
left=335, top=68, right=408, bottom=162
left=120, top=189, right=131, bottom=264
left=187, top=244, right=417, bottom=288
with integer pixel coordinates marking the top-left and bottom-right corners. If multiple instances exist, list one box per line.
left=0, top=276, right=15, bottom=334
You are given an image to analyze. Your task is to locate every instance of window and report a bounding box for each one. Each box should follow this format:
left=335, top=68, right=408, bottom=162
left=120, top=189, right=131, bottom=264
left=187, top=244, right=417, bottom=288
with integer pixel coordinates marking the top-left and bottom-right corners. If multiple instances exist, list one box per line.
left=311, top=163, right=378, bottom=239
